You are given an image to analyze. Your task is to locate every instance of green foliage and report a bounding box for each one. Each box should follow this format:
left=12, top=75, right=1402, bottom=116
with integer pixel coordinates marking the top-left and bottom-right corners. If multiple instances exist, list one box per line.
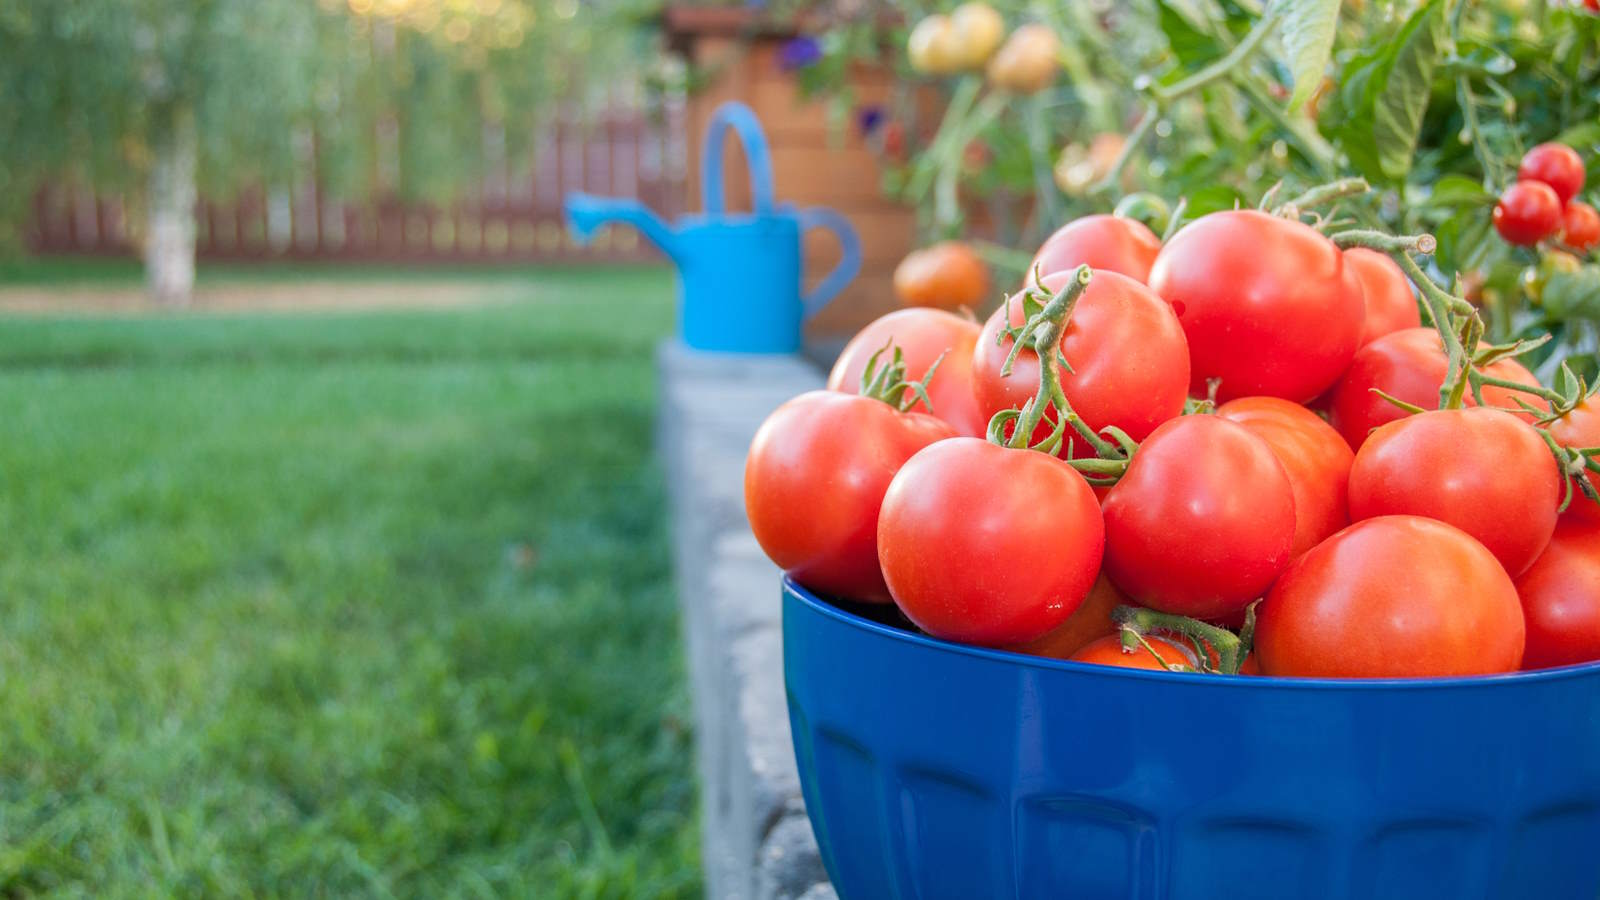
left=0, top=1, right=646, bottom=211
left=1279, top=0, right=1341, bottom=111
left=0, top=267, right=700, bottom=897
left=1328, top=0, right=1447, bottom=184
left=786, top=0, right=1600, bottom=368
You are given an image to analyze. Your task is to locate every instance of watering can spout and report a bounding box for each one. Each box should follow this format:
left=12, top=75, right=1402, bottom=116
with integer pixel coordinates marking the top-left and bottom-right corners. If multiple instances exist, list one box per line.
left=564, top=192, right=681, bottom=261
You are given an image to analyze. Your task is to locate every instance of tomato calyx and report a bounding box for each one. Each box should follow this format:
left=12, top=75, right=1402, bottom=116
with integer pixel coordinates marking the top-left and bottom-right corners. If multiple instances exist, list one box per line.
left=984, top=264, right=1138, bottom=482
left=857, top=340, right=947, bottom=414
left=1110, top=602, right=1258, bottom=675
left=1332, top=226, right=1600, bottom=518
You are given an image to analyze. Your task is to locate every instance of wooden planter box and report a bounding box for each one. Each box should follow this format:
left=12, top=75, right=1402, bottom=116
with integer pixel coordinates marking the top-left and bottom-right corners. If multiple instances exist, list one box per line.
left=663, top=5, right=916, bottom=341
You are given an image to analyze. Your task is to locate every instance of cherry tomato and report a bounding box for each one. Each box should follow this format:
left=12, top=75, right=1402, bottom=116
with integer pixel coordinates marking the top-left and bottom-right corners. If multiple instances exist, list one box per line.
left=1562, top=201, right=1600, bottom=251
left=1101, top=415, right=1296, bottom=619
left=1218, top=396, right=1354, bottom=557
left=972, top=269, right=1189, bottom=448
left=1327, top=327, right=1540, bottom=450
left=1348, top=407, right=1559, bottom=576
left=1256, top=516, right=1525, bottom=677
left=827, top=309, right=987, bottom=437
left=1006, top=575, right=1124, bottom=659
left=1548, top=395, right=1600, bottom=525
left=1026, top=215, right=1163, bottom=286
left=877, top=437, right=1104, bottom=645
left=1518, top=143, right=1586, bottom=206
left=1069, top=634, right=1195, bottom=671
left=893, top=242, right=990, bottom=311
left=746, top=392, right=956, bottom=602
left=1494, top=180, right=1563, bottom=246
left=1343, top=247, right=1421, bottom=346
left=1515, top=518, right=1600, bottom=669
left=1148, top=209, right=1365, bottom=402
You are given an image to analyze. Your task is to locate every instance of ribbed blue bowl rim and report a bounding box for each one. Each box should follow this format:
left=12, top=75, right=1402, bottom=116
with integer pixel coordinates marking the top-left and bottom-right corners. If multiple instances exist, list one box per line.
left=784, top=576, right=1600, bottom=691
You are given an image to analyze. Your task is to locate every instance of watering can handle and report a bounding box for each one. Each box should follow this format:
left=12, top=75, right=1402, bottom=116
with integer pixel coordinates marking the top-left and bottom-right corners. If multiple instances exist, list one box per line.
left=701, top=102, right=776, bottom=216
left=797, top=207, right=861, bottom=320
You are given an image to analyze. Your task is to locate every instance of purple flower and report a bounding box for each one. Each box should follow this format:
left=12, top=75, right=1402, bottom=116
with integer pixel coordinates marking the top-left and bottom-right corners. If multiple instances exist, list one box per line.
left=778, top=36, right=822, bottom=71
left=856, top=104, right=886, bottom=137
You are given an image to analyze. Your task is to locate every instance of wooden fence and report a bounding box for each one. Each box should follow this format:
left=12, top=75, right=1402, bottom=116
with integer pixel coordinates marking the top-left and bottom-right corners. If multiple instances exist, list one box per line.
left=26, top=99, right=688, bottom=265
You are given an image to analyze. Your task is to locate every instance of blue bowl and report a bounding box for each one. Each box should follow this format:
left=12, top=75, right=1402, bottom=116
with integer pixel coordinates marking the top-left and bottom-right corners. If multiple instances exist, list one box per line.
left=782, top=578, right=1600, bottom=899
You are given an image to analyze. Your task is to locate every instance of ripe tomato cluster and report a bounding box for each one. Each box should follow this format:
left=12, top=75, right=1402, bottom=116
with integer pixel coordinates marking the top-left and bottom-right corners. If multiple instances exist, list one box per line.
left=1494, top=142, right=1598, bottom=251
left=747, top=184, right=1600, bottom=681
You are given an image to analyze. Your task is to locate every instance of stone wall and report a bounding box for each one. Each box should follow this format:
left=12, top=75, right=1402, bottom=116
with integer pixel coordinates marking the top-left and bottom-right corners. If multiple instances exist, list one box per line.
left=656, top=342, right=837, bottom=900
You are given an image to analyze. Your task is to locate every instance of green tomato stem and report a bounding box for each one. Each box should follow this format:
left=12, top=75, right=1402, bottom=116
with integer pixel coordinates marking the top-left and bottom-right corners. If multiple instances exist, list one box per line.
left=1276, top=177, right=1371, bottom=216
left=1118, top=627, right=1196, bottom=672
left=1090, top=102, right=1157, bottom=197
left=1150, top=7, right=1281, bottom=103
left=1111, top=605, right=1247, bottom=674
left=1330, top=229, right=1478, bottom=410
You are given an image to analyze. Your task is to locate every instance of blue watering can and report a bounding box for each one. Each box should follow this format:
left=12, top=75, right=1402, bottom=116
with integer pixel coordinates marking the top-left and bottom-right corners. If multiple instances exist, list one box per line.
left=565, top=102, right=861, bottom=354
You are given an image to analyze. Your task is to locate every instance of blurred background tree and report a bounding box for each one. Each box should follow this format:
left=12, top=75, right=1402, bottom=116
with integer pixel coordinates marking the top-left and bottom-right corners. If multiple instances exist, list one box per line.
left=0, top=0, right=639, bottom=305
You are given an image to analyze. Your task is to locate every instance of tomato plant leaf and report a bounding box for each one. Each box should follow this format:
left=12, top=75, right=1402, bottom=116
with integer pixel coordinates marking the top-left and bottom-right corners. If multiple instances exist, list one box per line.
left=1183, top=184, right=1248, bottom=216
left=1329, top=0, right=1446, bottom=184
left=1370, top=0, right=1446, bottom=181
left=1544, top=267, right=1600, bottom=321
left=1427, top=175, right=1495, bottom=208
left=1156, top=0, right=1229, bottom=68
left=1277, top=0, right=1341, bottom=111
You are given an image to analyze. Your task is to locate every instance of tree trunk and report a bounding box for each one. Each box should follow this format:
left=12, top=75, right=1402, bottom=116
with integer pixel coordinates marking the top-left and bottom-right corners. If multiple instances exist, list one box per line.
left=144, top=107, right=197, bottom=306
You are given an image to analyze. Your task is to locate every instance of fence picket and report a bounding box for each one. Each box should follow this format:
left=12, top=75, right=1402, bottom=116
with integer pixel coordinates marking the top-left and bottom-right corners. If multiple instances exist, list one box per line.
left=26, top=101, right=684, bottom=265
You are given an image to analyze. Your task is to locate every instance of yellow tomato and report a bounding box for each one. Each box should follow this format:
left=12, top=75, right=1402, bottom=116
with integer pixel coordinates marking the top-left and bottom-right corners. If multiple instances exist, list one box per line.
left=949, top=3, right=1005, bottom=70
left=907, top=15, right=962, bottom=76
left=986, top=23, right=1060, bottom=94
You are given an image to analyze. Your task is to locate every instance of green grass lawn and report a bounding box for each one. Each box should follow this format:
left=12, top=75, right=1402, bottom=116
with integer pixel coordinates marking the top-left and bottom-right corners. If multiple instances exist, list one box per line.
left=0, top=266, right=701, bottom=897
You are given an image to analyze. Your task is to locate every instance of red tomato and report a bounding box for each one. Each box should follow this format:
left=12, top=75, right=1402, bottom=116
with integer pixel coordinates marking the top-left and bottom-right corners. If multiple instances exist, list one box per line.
left=1026, top=214, right=1163, bottom=286
left=1069, top=633, right=1195, bottom=671
left=972, top=269, right=1189, bottom=448
left=1494, top=180, right=1563, bottom=246
left=1217, top=397, right=1354, bottom=557
left=1347, top=407, right=1559, bottom=576
left=1343, top=247, right=1421, bottom=346
left=1007, top=575, right=1124, bottom=659
left=1515, top=518, right=1600, bottom=669
left=1549, top=395, right=1600, bottom=525
left=1327, top=327, right=1540, bottom=450
left=1518, top=143, right=1587, bottom=206
left=877, top=437, right=1104, bottom=645
left=1562, top=201, right=1600, bottom=251
left=1257, top=516, right=1525, bottom=677
left=745, top=392, right=956, bottom=602
left=1101, top=415, right=1296, bottom=619
left=1148, top=210, right=1365, bottom=402
left=827, top=309, right=987, bottom=437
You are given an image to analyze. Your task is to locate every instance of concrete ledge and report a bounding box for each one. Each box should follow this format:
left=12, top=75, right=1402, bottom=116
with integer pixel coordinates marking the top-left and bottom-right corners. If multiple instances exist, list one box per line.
left=657, top=341, right=832, bottom=900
